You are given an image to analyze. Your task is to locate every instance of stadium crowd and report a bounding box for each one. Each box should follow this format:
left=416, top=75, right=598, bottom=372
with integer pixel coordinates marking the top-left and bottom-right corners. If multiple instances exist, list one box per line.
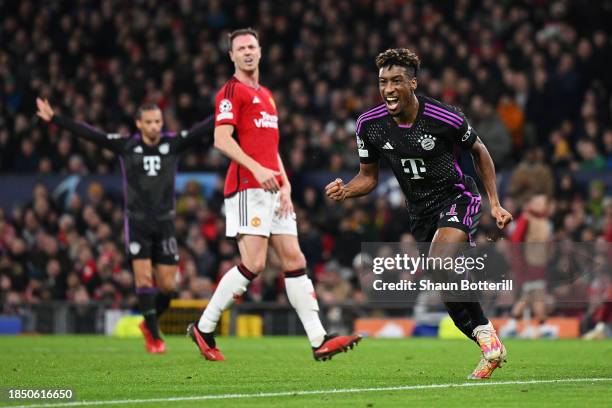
left=1, top=0, right=611, bottom=333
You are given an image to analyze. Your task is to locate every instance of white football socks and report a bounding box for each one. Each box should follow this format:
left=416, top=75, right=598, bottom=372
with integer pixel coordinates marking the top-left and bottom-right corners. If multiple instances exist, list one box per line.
left=285, top=274, right=327, bottom=347
left=198, top=265, right=251, bottom=333
left=198, top=265, right=327, bottom=348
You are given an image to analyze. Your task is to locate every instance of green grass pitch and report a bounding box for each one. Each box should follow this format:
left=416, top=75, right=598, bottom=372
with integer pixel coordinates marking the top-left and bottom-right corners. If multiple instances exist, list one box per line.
left=1, top=336, right=611, bottom=407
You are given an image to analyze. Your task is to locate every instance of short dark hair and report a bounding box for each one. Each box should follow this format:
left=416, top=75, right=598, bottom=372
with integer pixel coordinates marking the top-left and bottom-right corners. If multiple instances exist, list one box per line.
left=228, top=27, right=259, bottom=50
left=375, top=48, right=420, bottom=77
left=135, top=103, right=161, bottom=119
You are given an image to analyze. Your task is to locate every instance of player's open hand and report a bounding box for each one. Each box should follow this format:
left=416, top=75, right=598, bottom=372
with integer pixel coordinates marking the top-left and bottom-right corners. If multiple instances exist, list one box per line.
left=491, top=205, right=513, bottom=229
left=277, top=184, right=294, bottom=218
left=253, top=165, right=281, bottom=192
left=36, top=98, right=54, bottom=122
left=325, top=178, right=348, bottom=202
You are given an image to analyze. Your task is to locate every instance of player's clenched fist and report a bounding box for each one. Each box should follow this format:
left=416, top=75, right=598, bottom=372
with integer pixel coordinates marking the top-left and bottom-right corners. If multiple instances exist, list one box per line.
left=325, top=178, right=347, bottom=202
left=491, top=205, right=513, bottom=230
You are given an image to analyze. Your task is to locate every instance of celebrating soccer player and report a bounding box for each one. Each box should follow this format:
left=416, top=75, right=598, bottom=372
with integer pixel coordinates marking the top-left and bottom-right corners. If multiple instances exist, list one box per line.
left=36, top=98, right=213, bottom=354
left=325, top=49, right=513, bottom=379
left=188, top=28, right=361, bottom=361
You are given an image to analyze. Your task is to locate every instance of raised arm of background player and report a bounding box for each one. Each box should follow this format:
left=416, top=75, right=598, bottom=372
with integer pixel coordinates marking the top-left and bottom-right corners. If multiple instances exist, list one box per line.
left=173, top=115, right=215, bottom=153
left=214, top=124, right=281, bottom=192
left=38, top=98, right=214, bottom=155
left=36, top=97, right=127, bottom=154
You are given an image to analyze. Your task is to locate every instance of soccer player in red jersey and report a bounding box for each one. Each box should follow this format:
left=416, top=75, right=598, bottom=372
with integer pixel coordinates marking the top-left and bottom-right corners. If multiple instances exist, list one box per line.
left=188, top=28, right=361, bottom=361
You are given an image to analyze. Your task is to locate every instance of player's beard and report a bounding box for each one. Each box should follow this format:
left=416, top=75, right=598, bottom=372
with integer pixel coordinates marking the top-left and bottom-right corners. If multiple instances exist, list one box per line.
left=143, top=131, right=161, bottom=145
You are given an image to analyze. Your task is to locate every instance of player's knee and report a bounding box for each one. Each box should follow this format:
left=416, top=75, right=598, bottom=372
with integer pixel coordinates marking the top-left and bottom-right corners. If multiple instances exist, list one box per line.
left=135, top=274, right=154, bottom=288
left=133, top=261, right=154, bottom=287
left=243, top=258, right=266, bottom=274
left=428, top=244, right=453, bottom=261
left=283, top=251, right=306, bottom=271
left=158, top=279, right=176, bottom=293
left=428, top=249, right=456, bottom=281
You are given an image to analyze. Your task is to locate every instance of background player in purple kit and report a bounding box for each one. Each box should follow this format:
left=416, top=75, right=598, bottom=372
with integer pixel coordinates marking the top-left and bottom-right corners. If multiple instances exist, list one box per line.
left=36, top=98, right=213, bottom=354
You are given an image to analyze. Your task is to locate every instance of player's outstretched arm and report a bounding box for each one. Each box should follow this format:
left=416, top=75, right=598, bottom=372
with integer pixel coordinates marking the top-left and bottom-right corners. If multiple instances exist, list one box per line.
left=214, top=124, right=280, bottom=192
left=36, top=97, right=124, bottom=154
left=174, top=115, right=215, bottom=153
left=325, top=162, right=379, bottom=202
left=470, top=137, right=513, bottom=229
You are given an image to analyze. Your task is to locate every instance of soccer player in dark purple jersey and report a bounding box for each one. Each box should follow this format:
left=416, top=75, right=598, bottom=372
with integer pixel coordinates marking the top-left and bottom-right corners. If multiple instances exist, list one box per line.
left=325, top=49, right=513, bottom=379
left=36, top=98, right=213, bottom=354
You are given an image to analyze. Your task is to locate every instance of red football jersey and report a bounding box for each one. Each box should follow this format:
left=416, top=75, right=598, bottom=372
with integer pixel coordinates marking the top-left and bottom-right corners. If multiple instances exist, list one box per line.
left=215, top=77, right=283, bottom=197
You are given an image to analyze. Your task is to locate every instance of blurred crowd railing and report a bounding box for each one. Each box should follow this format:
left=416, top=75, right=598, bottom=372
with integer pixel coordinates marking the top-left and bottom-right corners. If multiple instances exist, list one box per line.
left=3, top=169, right=612, bottom=212
left=1, top=300, right=425, bottom=336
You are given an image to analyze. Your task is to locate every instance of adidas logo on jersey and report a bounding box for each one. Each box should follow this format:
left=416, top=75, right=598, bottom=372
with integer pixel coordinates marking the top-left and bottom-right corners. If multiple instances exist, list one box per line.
left=447, top=216, right=460, bottom=222
left=252, top=96, right=261, bottom=104
left=382, top=142, right=394, bottom=150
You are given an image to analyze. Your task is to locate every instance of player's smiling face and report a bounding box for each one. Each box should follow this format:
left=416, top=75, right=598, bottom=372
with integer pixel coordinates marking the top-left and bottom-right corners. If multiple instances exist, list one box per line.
left=230, top=34, right=261, bottom=73
left=378, top=65, right=417, bottom=116
left=136, top=108, right=163, bottom=144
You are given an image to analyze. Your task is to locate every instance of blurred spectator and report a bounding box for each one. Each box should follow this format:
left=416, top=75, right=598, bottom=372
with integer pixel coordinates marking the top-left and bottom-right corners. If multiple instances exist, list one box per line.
left=497, top=94, right=525, bottom=153
left=581, top=251, right=612, bottom=339
left=576, top=139, right=606, bottom=171
left=507, top=147, right=555, bottom=207
left=470, top=96, right=512, bottom=169
left=0, top=1, right=609, bottom=174
left=501, top=195, right=555, bottom=338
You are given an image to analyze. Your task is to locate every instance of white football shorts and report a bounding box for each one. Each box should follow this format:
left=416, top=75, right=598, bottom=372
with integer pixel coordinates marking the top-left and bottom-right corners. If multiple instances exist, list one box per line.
left=225, top=188, right=297, bottom=237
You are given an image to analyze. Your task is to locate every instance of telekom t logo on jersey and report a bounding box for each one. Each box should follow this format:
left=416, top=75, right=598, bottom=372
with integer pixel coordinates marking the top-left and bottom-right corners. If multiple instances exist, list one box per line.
left=401, top=158, right=427, bottom=180
left=143, top=156, right=161, bottom=176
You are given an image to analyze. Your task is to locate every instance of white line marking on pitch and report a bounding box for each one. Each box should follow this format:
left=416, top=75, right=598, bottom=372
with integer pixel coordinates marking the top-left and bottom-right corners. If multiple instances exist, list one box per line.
left=5, top=378, right=611, bottom=407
